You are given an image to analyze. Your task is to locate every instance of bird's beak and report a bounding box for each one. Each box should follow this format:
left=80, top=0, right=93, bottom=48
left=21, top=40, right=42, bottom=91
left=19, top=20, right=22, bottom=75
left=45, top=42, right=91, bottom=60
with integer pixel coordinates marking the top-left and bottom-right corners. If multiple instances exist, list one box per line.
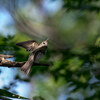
left=45, top=38, right=48, bottom=42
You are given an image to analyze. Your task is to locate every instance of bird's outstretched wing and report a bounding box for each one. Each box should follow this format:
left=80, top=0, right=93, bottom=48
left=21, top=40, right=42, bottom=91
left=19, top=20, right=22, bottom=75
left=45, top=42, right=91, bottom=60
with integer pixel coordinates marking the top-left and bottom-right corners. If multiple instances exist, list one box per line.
left=16, top=40, right=39, bottom=51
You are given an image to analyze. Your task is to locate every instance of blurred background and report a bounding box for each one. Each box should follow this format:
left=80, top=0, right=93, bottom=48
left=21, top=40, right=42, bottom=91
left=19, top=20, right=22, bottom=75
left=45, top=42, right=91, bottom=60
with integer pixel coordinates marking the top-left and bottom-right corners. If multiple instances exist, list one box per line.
left=0, top=0, right=100, bottom=100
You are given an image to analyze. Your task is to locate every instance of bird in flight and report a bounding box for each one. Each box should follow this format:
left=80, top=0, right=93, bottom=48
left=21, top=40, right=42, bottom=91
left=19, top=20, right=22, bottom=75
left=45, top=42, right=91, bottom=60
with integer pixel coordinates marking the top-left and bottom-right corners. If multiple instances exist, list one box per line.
left=16, top=39, right=48, bottom=75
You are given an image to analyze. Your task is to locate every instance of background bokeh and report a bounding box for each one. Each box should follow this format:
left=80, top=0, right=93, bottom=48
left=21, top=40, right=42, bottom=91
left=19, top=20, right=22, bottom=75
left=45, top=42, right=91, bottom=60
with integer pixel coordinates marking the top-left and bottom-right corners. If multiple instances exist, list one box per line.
left=0, top=0, right=100, bottom=100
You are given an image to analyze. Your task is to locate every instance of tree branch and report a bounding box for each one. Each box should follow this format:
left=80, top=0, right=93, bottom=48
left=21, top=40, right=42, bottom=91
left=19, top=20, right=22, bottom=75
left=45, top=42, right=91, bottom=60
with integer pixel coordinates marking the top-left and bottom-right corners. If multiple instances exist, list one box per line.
left=0, top=60, right=50, bottom=68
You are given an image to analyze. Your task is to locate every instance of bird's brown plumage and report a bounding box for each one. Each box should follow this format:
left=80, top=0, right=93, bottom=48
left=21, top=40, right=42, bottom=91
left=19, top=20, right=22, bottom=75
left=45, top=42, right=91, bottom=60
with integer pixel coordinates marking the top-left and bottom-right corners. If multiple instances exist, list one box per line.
left=16, top=40, right=38, bottom=51
left=21, top=52, right=35, bottom=75
left=16, top=39, right=48, bottom=75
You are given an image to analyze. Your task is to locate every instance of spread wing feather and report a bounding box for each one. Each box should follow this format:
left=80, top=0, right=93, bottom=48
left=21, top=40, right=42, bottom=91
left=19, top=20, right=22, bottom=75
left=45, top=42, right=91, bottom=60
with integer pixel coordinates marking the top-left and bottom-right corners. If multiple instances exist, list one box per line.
left=16, top=40, right=38, bottom=51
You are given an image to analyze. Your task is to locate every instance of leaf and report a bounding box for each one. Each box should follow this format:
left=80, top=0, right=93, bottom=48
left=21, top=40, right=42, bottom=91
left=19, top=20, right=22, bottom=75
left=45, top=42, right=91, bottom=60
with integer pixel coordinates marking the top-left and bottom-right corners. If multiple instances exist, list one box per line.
left=0, top=89, right=29, bottom=99
left=33, top=96, right=45, bottom=100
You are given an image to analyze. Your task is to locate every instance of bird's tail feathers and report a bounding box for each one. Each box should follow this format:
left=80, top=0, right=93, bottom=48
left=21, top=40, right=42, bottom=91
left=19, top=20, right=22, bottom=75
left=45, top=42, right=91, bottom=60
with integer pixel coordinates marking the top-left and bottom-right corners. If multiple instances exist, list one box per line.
left=21, top=61, right=32, bottom=75
left=21, top=53, right=34, bottom=75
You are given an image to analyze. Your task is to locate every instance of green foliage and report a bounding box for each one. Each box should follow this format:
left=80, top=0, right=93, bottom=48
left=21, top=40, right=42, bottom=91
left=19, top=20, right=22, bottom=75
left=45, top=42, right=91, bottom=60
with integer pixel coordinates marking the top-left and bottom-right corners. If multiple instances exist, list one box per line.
left=3, top=33, right=99, bottom=100
left=33, top=96, right=45, bottom=100
left=63, top=0, right=100, bottom=11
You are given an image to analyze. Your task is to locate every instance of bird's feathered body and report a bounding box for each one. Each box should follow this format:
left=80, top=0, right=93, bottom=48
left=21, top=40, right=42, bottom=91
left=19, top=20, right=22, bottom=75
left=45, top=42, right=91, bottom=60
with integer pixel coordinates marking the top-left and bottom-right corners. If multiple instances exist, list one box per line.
left=34, top=46, right=47, bottom=63
left=16, top=39, right=48, bottom=75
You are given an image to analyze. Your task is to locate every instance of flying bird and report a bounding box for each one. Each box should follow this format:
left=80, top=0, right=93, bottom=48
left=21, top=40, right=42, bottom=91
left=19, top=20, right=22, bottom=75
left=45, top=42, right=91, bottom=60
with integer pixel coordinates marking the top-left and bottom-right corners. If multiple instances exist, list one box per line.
left=16, top=39, right=48, bottom=75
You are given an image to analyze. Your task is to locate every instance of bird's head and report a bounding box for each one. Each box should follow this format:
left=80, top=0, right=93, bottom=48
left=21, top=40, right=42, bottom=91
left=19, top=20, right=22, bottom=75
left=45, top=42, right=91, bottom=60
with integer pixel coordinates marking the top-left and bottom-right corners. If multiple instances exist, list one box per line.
left=33, top=39, right=48, bottom=52
left=40, top=39, right=48, bottom=47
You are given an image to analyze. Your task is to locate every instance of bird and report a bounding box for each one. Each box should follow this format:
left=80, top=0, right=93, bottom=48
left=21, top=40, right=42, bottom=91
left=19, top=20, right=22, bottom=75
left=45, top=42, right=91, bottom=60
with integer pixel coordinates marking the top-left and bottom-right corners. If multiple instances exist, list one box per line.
left=16, top=39, right=48, bottom=75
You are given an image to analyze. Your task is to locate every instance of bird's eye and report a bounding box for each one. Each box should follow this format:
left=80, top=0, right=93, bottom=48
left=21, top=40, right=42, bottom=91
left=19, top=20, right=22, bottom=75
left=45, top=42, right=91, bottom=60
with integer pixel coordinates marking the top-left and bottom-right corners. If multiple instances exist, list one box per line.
left=43, top=42, right=45, bottom=44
